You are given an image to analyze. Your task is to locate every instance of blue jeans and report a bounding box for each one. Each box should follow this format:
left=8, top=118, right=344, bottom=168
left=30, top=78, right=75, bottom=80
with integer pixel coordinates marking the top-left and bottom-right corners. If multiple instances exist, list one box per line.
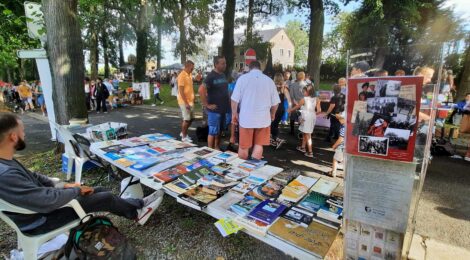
left=207, top=111, right=231, bottom=136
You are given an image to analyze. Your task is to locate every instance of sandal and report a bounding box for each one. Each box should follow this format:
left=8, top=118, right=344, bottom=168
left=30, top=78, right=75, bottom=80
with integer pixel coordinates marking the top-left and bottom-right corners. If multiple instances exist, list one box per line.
left=296, top=146, right=306, bottom=153
left=304, top=152, right=314, bottom=158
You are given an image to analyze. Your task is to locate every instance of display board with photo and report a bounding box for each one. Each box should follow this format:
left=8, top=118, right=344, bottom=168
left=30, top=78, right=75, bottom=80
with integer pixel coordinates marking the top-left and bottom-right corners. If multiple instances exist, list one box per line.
left=346, top=77, right=423, bottom=162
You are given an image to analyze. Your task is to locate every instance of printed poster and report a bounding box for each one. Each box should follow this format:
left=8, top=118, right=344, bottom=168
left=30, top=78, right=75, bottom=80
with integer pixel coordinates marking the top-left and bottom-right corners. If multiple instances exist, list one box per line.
left=346, top=156, right=415, bottom=232
left=346, top=76, right=423, bottom=162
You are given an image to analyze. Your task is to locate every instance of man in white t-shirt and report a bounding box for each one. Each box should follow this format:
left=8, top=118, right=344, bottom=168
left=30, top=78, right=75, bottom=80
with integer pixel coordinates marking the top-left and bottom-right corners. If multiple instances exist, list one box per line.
left=231, top=61, right=280, bottom=160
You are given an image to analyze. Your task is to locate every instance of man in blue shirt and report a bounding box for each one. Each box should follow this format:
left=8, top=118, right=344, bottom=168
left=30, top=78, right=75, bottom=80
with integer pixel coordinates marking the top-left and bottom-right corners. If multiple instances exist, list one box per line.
left=199, top=56, right=231, bottom=149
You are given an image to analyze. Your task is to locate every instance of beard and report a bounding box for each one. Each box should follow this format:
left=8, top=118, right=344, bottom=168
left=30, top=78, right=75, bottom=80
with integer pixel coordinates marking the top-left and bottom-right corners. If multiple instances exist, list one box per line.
left=15, top=137, right=26, bottom=151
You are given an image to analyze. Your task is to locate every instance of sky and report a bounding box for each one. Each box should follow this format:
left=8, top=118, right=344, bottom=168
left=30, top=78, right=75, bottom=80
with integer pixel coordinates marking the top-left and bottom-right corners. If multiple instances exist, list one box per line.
left=120, top=0, right=470, bottom=67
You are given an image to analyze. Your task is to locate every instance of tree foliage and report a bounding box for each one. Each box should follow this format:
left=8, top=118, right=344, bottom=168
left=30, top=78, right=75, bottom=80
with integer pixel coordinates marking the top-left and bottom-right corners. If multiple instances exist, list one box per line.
left=284, top=20, right=308, bottom=66
left=0, top=1, right=41, bottom=82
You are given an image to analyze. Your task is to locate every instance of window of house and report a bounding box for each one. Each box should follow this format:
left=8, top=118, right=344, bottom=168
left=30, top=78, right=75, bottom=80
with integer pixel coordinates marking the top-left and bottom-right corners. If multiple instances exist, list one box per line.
left=240, top=49, right=244, bottom=56
left=240, top=62, right=244, bottom=69
left=280, top=49, right=284, bottom=56
left=288, top=50, right=291, bottom=57
left=235, top=63, right=238, bottom=68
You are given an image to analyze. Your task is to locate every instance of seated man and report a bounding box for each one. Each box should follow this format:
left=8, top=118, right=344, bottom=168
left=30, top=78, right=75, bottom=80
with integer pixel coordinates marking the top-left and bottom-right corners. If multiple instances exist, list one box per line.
left=0, top=113, right=163, bottom=235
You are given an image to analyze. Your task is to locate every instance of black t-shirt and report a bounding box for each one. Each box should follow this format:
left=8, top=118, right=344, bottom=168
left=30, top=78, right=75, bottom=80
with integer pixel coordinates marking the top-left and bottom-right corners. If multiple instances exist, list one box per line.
left=204, top=70, right=229, bottom=113
left=330, top=92, right=346, bottom=114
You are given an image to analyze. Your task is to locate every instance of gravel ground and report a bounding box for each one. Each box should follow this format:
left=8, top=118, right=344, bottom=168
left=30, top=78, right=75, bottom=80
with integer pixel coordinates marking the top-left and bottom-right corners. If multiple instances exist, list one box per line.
left=414, top=155, right=470, bottom=249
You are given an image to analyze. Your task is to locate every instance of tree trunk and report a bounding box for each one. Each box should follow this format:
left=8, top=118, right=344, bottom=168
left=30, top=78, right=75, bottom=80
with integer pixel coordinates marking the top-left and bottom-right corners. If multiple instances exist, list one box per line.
left=246, top=0, right=255, bottom=42
left=457, top=42, right=470, bottom=100
left=307, top=0, right=324, bottom=88
left=156, top=0, right=163, bottom=69
left=222, top=0, right=236, bottom=77
left=89, top=5, right=98, bottom=80
left=102, top=29, right=110, bottom=78
left=134, top=1, right=148, bottom=82
left=118, top=14, right=125, bottom=67
left=179, top=0, right=187, bottom=64
left=42, top=0, right=87, bottom=124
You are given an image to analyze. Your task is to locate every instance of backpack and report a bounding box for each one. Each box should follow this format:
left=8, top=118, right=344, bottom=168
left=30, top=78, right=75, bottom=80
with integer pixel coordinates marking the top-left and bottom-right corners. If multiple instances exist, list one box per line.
left=64, top=215, right=137, bottom=260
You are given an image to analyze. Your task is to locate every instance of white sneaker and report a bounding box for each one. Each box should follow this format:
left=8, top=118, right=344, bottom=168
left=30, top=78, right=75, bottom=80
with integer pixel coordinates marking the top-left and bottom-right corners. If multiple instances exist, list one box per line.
left=137, top=190, right=164, bottom=225
left=160, top=101, right=164, bottom=105
left=181, top=136, right=193, bottom=143
left=465, top=157, right=470, bottom=162
left=152, top=104, right=156, bottom=107
left=179, top=132, right=183, bottom=137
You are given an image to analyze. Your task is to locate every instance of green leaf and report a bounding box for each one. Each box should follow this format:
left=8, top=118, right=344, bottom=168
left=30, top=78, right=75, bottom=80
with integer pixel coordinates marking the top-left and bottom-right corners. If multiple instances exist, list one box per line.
left=2, top=9, right=13, bottom=15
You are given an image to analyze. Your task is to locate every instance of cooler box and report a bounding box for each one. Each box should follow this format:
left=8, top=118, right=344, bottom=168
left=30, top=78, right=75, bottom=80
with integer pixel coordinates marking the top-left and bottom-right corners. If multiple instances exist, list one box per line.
left=61, top=153, right=97, bottom=174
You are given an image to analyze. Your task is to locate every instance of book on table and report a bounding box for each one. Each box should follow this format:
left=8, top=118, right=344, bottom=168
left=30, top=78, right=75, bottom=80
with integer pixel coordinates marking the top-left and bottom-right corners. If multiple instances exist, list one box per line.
left=268, top=217, right=339, bottom=258
left=278, top=175, right=319, bottom=203
left=233, top=216, right=273, bottom=237
left=178, top=166, right=213, bottom=186
left=129, top=157, right=162, bottom=171
left=210, top=151, right=238, bottom=163
left=201, top=185, right=232, bottom=196
left=177, top=186, right=219, bottom=210
left=272, top=169, right=302, bottom=185
left=153, top=165, right=187, bottom=183
left=114, top=158, right=136, bottom=167
left=248, top=180, right=285, bottom=201
left=224, top=170, right=249, bottom=181
left=247, top=200, right=287, bottom=225
left=230, top=181, right=257, bottom=195
left=238, top=159, right=267, bottom=172
left=282, top=206, right=314, bottom=227
left=309, top=178, right=339, bottom=196
left=229, top=195, right=262, bottom=217
left=297, top=190, right=328, bottom=213
left=164, top=179, right=196, bottom=194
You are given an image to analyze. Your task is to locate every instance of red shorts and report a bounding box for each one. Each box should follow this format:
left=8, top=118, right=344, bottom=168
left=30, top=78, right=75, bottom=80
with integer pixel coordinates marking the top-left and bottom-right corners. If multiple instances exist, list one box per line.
left=239, top=126, right=270, bottom=149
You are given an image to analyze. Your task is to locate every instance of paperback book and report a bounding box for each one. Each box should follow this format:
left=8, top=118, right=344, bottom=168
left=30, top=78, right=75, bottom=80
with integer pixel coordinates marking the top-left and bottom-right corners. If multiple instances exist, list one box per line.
left=282, top=207, right=314, bottom=227
left=211, top=151, right=238, bottom=163
left=230, top=195, right=262, bottom=217
left=233, top=216, right=272, bottom=237
left=268, top=218, right=339, bottom=258
left=230, top=181, right=257, bottom=195
left=248, top=180, right=284, bottom=200
left=238, top=159, right=267, bottom=172
left=297, top=191, right=328, bottom=213
left=310, top=178, right=339, bottom=196
left=164, top=179, right=196, bottom=194
left=272, top=169, right=302, bottom=184
left=114, top=158, right=136, bottom=167
left=153, top=166, right=187, bottom=183
left=177, top=186, right=218, bottom=210
left=278, top=175, right=319, bottom=203
left=247, top=200, right=287, bottom=225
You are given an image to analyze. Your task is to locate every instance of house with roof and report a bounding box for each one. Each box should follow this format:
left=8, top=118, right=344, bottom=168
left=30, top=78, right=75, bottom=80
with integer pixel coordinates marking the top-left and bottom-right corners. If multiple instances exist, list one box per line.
left=231, top=28, right=295, bottom=71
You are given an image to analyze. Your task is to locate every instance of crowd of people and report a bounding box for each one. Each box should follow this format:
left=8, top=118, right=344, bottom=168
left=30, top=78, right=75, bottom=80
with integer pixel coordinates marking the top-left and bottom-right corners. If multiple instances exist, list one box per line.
left=1, top=80, right=46, bottom=116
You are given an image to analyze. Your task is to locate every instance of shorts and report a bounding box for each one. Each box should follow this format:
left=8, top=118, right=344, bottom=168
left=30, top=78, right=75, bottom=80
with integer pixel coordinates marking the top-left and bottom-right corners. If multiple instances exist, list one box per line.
left=21, top=97, right=32, bottom=104
left=239, top=126, right=270, bottom=149
left=179, top=104, right=194, bottom=121
left=207, top=111, right=231, bottom=136
left=333, top=147, right=344, bottom=162
left=37, top=95, right=45, bottom=106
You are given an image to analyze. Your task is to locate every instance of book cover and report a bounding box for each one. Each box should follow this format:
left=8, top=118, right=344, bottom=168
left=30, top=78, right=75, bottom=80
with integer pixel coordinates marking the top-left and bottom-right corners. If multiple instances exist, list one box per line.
left=214, top=218, right=242, bottom=237
left=310, top=178, right=339, bottom=196
left=233, top=216, right=272, bottom=237
left=179, top=186, right=218, bottom=207
left=272, top=169, right=302, bottom=184
left=211, top=175, right=239, bottom=188
left=247, top=200, right=287, bottom=225
left=243, top=175, right=267, bottom=186
left=212, top=151, right=238, bottom=162
left=230, top=182, right=257, bottom=195
left=104, top=152, right=122, bottom=160
left=194, top=148, right=217, bottom=156
left=115, top=158, right=136, bottom=167
left=278, top=176, right=318, bottom=202
left=207, top=192, right=244, bottom=216
left=120, top=137, right=148, bottom=147
left=283, top=207, right=314, bottom=227
left=230, top=195, right=262, bottom=217
left=297, top=192, right=328, bottom=213
left=225, top=170, right=249, bottom=181
left=259, top=180, right=284, bottom=199
left=317, top=208, right=342, bottom=224
left=268, top=218, right=339, bottom=258
left=153, top=167, right=185, bottom=183
left=164, top=179, right=195, bottom=194
left=101, top=144, right=129, bottom=153
left=311, top=212, right=341, bottom=229
left=129, top=157, right=161, bottom=171
left=202, top=185, right=231, bottom=196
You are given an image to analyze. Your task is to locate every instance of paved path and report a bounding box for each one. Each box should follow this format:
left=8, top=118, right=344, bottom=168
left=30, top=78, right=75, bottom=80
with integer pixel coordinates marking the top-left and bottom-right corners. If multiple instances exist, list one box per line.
left=13, top=105, right=470, bottom=257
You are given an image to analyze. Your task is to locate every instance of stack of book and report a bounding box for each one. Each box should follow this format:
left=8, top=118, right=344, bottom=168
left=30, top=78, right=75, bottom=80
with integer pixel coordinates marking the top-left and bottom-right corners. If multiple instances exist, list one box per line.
left=238, top=159, right=267, bottom=173
left=277, top=175, right=318, bottom=203
left=230, top=195, right=262, bottom=217
left=248, top=179, right=285, bottom=201
left=247, top=200, right=287, bottom=225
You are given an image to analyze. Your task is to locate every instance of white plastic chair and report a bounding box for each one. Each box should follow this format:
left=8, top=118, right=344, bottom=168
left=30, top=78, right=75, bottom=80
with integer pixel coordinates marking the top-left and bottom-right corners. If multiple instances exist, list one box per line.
left=0, top=198, right=87, bottom=260
left=50, top=122, right=93, bottom=184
